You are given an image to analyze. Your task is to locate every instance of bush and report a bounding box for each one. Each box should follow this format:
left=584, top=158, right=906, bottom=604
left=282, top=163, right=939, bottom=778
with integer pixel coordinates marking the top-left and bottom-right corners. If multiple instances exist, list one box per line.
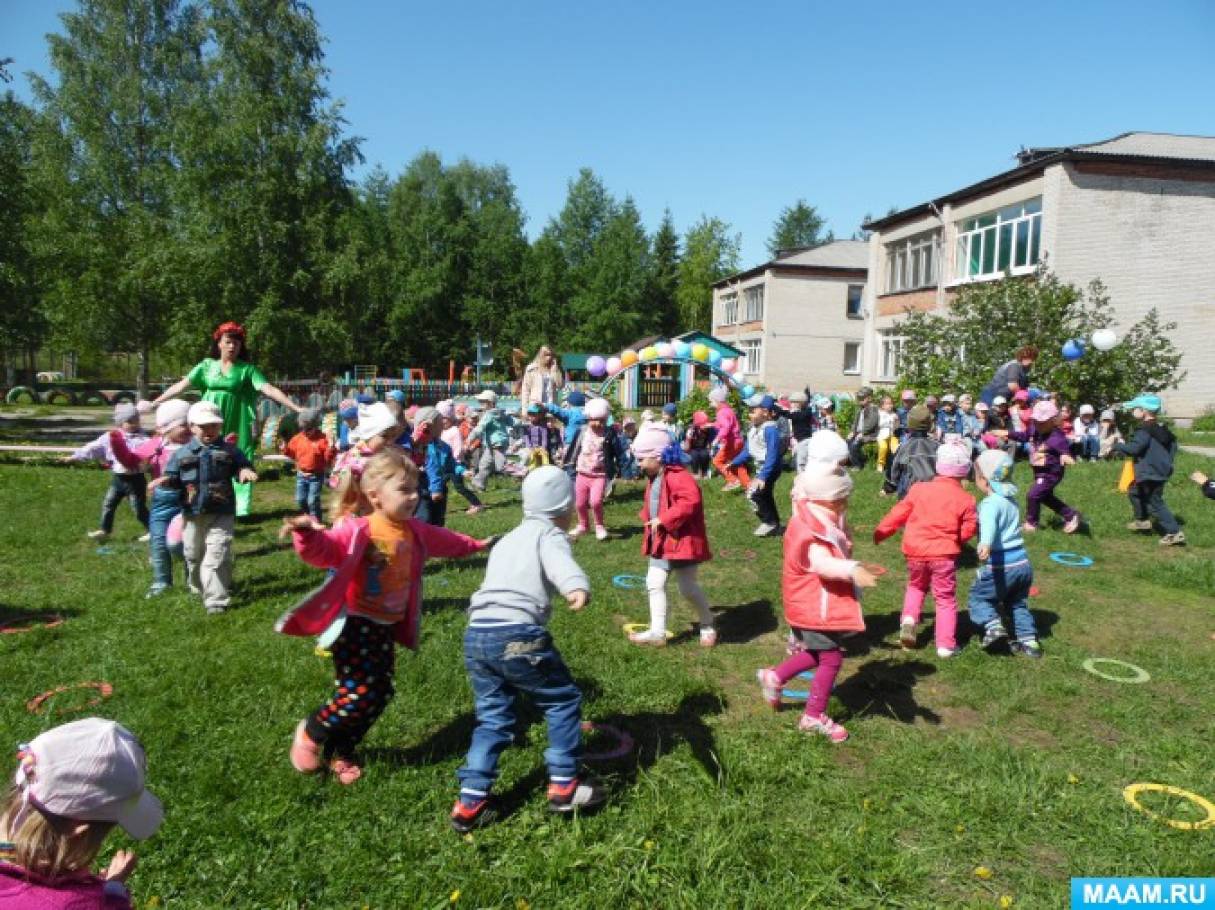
left=1192, top=407, right=1215, bottom=432
left=674, top=384, right=745, bottom=432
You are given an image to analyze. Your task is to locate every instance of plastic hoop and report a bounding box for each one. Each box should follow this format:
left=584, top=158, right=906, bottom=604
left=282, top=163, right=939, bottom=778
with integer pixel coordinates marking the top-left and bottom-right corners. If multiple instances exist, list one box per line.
left=717, top=548, right=758, bottom=561
left=1123, top=783, right=1215, bottom=831
left=612, top=574, right=647, bottom=590
left=27, top=682, right=114, bottom=716
left=1082, top=657, right=1151, bottom=684
left=580, top=721, right=634, bottom=762
left=622, top=622, right=674, bottom=640
left=1050, top=551, right=1093, bottom=567
left=0, top=613, right=65, bottom=635
left=781, top=670, right=816, bottom=700
left=862, top=563, right=889, bottom=577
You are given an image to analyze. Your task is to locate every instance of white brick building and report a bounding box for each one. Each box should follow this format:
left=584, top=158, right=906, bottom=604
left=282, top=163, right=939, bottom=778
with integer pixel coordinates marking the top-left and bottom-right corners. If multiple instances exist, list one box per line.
left=710, top=240, right=869, bottom=396
left=861, top=132, right=1215, bottom=418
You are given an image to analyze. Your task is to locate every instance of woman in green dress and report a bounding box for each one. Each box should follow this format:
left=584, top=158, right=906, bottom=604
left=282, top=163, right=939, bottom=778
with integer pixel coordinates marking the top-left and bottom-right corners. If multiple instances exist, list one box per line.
left=147, top=322, right=302, bottom=517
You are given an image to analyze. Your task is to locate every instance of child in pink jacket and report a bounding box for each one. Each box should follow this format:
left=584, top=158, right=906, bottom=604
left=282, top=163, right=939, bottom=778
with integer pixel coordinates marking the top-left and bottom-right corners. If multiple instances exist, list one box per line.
left=277, top=446, right=491, bottom=785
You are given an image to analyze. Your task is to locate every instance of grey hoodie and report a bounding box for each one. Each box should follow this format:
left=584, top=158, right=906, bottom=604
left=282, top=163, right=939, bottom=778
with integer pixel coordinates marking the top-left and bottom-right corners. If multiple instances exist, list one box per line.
left=467, top=516, right=589, bottom=626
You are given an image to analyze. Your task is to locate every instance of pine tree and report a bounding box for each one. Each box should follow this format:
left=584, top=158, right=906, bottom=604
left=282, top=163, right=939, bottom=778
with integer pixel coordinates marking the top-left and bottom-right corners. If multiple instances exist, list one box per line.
left=767, top=199, right=829, bottom=256
left=647, top=209, right=681, bottom=336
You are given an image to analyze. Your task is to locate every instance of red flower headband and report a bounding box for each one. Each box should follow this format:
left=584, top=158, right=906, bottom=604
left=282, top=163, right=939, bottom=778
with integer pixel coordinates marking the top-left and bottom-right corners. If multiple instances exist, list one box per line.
left=212, top=321, right=246, bottom=341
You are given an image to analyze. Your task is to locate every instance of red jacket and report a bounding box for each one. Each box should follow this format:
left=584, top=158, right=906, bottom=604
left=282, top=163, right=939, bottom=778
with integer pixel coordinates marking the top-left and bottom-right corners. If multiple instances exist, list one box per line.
left=638, top=465, right=711, bottom=563
left=873, top=475, right=978, bottom=559
left=782, top=501, right=864, bottom=633
left=276, top=514, right=484, bottom=650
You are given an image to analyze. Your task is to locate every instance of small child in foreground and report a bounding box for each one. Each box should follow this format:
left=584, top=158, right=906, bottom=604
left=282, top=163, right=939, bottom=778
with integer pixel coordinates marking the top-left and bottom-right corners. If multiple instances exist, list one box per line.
left=0, top=717, right=163, bottom=909
left=628, top=425, right=716, bottom=647
left=967, top=450, right=1042, bottom=657
left=756, top=463, right=877, bottom=743
left=69, top=402, right=150, bottom=542
left=1116, top=394, right=1184, bottom=546
left=278, top=447, right=489, bottom=785
left=874, top=442, right=978, bottom=658
left=451, top=466, right=604, bottom=832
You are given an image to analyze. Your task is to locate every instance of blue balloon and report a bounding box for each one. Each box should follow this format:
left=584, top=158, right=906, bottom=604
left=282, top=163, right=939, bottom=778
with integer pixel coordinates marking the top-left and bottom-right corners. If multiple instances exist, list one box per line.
left=672, top=340, right=691, bottom=358
left=1062, top=339, right=1085, bottom=361
left=741, top=384, right=755, bottom=399
left=708, top=349, right=723, bottom=367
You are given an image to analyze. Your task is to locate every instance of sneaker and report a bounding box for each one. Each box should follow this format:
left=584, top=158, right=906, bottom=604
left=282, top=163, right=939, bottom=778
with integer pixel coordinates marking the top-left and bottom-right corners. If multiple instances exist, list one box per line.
left=756, top=668, right=782, bottom=709
left=465, top=505, right=484, bottom=516
left=753, top=522, right=781, bottom=537
left=594, top=525, right=609, bottom=541
left=1062, top=514, right=1082, bottom=534
left=1011, top=639, right=1043, bottom=659
left=699, top=627, right=717, bottom=648
left=1125, top=519, right=1152, bottom=531
left=628, top=630, right=668, bottom=647
left=568, top=525, right=586, bottom=540
left=1021, top=522, right=1038, bottom=534
left=450, top=797, right=495, bottom=834
left=289, top=720, right=322, bottom=773
left=547, top=778, right=607, bottom=814
left=936, top=646, right=960, bottom=659
left=87, top=529, right=110, bottom=541
left=137, top=532, right=151, bottom=543
left=980, top=623, right=1008, bottom=650
left=205, top=605, right=227, bottom=615
left=899, top=617, right=917, bottom=649
left=721, top=482, right=742, bottom=492
left=144, top=584, right=169, bottom=600
left=798, top=712, right=849, bottom=743
left=1159, top=532, right=1186, bottom=547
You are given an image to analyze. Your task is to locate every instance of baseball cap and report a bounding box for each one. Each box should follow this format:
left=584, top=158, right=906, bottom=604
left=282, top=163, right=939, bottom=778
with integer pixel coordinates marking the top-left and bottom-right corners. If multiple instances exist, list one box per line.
left=1078, top=404, right=1095, bottom=416
left=476, top=390, right=498, bottom=404
left=155, top=399, right=190, bottom=432
left=414, top=406, right=440, bottom=426
left=992, top=396, right=1008, bottom=406
left=900, top=389, right=916, bottom=401
left=350, top=402, right=399, bottom=442
left=187, top=401, right=224, bottom=426
left=113, top=402, right=139, bottom=425
left=14, top=718, right=163, bottom=839
left=584, top=398, right=610, bottom=421
left=941, top=394, right=957, bottom=404
left=1123, top=394, right=1162, bottom=413
left=662, top=403, right=678, bottom=417
left=567, top=390, right=586, bottom=407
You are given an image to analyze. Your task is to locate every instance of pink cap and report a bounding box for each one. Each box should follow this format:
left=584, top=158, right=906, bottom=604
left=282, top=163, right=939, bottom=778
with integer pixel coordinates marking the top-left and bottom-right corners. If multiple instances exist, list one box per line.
left=1013, top=389, right=1030, bottom=402
left=901, top=389, right=916, bottom=401
left=1031, top=400, right=1059, bottom=422
left=584, top=398, right=611, bottom=421
left=692, top=410, right=709, bottom=427
left=632, top=423, right=672, bottom=460
left=935, top=441, right=972, bottom=478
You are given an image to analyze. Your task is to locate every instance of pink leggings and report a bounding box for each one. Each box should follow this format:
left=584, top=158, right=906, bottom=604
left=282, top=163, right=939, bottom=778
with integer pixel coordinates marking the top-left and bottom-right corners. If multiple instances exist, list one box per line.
left=902, top=558, right=958, bottom=650
left=574, top=472, right=606, bottom=530
left=771, top=647, right=844, bottom=717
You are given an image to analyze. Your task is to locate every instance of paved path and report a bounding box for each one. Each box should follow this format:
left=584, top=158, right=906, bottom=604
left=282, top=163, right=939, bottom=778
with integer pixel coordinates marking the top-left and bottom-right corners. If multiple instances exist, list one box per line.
left=1181, top=445, right=1215, bottom=459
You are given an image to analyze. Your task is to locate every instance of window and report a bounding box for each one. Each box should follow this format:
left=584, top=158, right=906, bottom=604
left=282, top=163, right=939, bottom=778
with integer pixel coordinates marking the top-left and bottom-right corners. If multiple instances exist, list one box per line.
left=955, top=198, right=1042, bottom=280
left=879, top=332, right=905, bottom=380
left=739, top=339, right=762, bottom=375
left=884, top=231, right=938, bottom=293
left=720, top=292, right=738, bottom=326
left=743, top=285, right=765, bottom=322
left=846, top=285, right=864, bottom=318
left=843, top=342, right=861, bottom=375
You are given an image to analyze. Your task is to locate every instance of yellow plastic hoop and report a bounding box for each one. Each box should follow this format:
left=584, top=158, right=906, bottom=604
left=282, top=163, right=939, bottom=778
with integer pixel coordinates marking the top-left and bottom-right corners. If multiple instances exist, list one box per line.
left=622, top=623, right=674, bottom=640
left=1123, top=783, right=1215, bottom=831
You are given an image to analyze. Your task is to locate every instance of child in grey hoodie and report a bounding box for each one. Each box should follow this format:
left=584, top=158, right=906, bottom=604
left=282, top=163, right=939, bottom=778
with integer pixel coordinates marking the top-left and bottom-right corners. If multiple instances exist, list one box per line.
left=450, top=466, right=605, bottom=832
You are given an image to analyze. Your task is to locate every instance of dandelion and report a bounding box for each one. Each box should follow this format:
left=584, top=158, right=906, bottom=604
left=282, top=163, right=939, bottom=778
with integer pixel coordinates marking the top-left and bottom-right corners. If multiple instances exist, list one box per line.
left=450, top=890, right=461, bottom=904
left=955, top=824, right=965, bottom=834
left=145, top=898, right=161, bottom=909
left=516, top=899, right=531, bottom=910
left=644, top=840, right=655, bottom=851
left=974, top=866, right=993, bottom=880
left=1067, top=774, right=1080, bottom=784
left=999, top=896, right=1014, bottom=908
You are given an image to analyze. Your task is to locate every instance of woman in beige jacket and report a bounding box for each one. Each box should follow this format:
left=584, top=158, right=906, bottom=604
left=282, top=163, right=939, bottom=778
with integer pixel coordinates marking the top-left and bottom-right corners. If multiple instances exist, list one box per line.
left=519, top=345, right=565, bottom=413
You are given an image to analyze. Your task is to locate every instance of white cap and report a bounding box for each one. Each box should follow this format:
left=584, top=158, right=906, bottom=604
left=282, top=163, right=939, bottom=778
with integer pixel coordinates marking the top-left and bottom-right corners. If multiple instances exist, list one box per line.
left=522, top=465, right=574, bottom=518
left=801, top=429, right=849, bottom=467
left=1078, top=404, right=1095, bottom=415
left=476, top=390, right=498, bottom=404
left=187, top=401, right=224, bottom=426
left=707, top=387, right=727, bottom=405
left=350, top=402, right=398, bottom=443
left=584, top=398, right=610, bottom=421
left=941, top=394, right=957, bottom=403
left=992, top=396, right=1008, bottom=406
left=792, top=461, right=853, bottom=502
left=15, top=718, right=163, bottom=839
left=155, top=399, right=191, bottom=431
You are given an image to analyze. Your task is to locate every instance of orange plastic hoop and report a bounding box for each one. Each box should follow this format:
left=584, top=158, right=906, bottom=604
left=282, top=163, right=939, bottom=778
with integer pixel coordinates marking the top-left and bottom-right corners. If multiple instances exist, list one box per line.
left=0, top=613, right=65, bottom=635
left=27, top=682, right=114, bottom=716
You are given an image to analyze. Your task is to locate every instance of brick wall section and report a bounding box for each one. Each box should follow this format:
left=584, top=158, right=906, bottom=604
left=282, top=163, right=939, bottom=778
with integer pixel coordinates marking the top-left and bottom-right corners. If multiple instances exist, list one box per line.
left=876, top=289, right=940, bottom=317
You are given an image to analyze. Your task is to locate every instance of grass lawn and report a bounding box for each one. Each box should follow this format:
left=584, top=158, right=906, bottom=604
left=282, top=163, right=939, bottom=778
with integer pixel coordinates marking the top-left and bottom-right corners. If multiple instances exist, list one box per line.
left=2, top=452, right=1214, bottom=909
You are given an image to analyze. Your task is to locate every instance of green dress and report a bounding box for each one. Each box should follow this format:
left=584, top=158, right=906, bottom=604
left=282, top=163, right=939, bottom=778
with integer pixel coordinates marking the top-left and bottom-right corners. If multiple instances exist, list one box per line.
left=187, top=358, right=267, bottom=516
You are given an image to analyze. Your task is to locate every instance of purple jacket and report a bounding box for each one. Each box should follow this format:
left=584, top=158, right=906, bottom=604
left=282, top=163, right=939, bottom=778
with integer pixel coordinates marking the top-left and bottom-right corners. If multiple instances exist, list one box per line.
left=0, top=861, right=131, bottom=909
left=1011, top=427, right=1071, bottom=479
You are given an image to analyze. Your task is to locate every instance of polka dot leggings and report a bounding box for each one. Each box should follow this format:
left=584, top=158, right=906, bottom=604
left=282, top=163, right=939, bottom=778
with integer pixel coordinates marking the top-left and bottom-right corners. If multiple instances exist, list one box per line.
left=305, top=616, right=396, bottom=759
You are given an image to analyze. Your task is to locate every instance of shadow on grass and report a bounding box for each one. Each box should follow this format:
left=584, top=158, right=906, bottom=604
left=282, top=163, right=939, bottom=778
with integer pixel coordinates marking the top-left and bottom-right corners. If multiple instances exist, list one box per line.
left=0, top=604, right=83, bottom=629
left=712, top=599, right=776, bottom=644
left=833, top=658, right=940, bottom=725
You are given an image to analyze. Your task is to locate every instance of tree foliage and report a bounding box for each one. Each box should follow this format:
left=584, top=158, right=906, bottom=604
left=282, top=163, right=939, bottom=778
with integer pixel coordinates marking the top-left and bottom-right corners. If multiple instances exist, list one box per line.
left=896, top=268, right=1185, bottom=408
left=676, top=216, right=740, bottom=332
left=767, top=199, right=831, bottom=255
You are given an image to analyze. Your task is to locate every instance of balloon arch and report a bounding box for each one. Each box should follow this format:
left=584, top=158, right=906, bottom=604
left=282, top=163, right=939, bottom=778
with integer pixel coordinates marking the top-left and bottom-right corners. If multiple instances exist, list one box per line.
left=587, top=340, right=757, bottom=401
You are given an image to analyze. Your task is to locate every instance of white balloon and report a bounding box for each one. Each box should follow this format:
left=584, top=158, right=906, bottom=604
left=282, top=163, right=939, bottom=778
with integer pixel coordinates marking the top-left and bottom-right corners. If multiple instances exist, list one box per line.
left=1091, top=329, right=1118, bottom=352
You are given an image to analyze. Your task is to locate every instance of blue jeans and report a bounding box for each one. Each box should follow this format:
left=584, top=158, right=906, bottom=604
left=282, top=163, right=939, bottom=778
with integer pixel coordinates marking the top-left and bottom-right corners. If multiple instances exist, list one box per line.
left=294, top=472, right=324, bottom=520
left=1078, top=436, right=1099, bottom=460
left=967, top=560, right=1037, bottom=642
left=147, top=487, right=183, bottom=590
left=458, top=624, right=583, bottom=794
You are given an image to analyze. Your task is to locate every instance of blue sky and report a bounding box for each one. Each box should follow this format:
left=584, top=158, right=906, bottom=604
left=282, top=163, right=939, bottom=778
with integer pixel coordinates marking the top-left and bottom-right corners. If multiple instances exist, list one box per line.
left=4, top=1, right=1214, bottom=266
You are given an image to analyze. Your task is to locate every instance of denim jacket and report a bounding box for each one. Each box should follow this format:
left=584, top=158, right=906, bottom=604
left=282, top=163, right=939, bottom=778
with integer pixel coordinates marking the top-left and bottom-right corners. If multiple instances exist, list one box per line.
left=163, top=438, right=252, bottom=515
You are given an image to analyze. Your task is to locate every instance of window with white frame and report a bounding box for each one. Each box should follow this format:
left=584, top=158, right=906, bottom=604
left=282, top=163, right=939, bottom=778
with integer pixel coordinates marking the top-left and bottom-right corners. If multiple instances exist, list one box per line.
left=843, top=342, right=861, bottom=375
left=884, top=231, right=938, bottom=293
left=955, top=198, right=1042, bottom=280
left=879, top=331, right=905, bottom=380
left=720, top=292, right=738, bottom=326
left=743, top=285, right=765, bottom=322
left=739, top=339, right=762, bottom=375
left=846, top=284, right=864, bottom=318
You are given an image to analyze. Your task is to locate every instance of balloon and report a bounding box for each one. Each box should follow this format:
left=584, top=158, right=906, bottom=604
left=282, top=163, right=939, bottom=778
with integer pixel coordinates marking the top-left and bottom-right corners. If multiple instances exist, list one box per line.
left=1091, top=328, right=1117, bottom=352
left=708, top=349, right=723, bottom=367
left=657, top=342, right=675, bottom=359
left=620, top=349, right=638, bottom=367
left=1061, top=339, right=1085, bottom=361
left=606, top=356, right=622, bottom=375
left=732, top=370, right=747, bottom=385
left=639, top=345, right=657, bottom=362
left=720, top=357, right=735, bottom=373
left=586, top=355, right=607, bottom=378
left=741, top=385, right=755, bottom=399
left=672, top=339, right=691, bottom=358
left=691, top=343, right=709, bottom=362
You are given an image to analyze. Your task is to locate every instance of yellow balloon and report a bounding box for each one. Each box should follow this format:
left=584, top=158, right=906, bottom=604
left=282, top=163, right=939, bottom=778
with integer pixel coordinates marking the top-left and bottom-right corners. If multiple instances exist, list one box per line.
left=640, top=346, right=658, bottom=361
left=620, top=349, right=638, bottom=367
left=691, top=344, right=709, bottom=362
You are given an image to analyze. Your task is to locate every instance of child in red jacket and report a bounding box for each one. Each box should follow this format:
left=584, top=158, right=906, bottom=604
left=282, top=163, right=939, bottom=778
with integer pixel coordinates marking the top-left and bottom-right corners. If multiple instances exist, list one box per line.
left=628, top=425, right=717, bottom=647
left=756, top=463, right=877, bottom=743
left=874, top=441, right=978, bottom=658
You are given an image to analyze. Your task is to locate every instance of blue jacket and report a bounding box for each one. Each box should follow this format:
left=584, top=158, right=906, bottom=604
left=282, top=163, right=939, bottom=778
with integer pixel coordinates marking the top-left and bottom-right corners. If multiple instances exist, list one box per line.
left=546, top=403, right=587, bottom=447
left=423, top=438, right=462, bottom=495
left=936, top=409, right=966, bottom=437
left=163, top=437, right=252, bottom=515
left=731, top=421, right=783, bottom=482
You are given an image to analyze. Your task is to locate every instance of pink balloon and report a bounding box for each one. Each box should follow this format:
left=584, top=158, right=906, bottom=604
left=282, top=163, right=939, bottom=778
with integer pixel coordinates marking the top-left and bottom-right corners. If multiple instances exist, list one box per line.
left=720, top=358, right=735, bottom=373
left=605, top=356, right=622, bottom=375
left=657, top=342, right=675, bottom=359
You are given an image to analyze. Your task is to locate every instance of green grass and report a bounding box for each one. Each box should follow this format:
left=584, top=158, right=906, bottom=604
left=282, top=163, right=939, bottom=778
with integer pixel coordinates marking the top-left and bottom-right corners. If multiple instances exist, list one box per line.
left=2, top=452, right=1214, bottom=909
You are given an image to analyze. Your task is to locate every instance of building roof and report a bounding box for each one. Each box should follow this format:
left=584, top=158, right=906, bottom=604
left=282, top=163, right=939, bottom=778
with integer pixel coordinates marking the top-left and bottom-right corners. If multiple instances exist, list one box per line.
left=864, top=132, right=1215, bottom=232
left=712, top=239, right=869, bottom=288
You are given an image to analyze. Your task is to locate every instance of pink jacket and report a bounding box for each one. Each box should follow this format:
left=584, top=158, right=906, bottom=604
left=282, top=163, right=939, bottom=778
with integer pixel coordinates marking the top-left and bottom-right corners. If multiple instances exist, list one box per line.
left=276, top=515, right=485, bottom=650
left=0, top=861, right=131, bottom=909
left=441, top=425, right=464, bottom=461
left=109, top=431, right=182, bottom=479
left=713, top=404, right=742, bottom=450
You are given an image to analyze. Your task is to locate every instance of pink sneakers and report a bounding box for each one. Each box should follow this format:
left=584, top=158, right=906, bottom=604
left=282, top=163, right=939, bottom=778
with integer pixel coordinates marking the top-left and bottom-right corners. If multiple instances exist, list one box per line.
left=799, top=712, right=849, bottom=743
left=756, top=668, right=781, bottom=710
left=290, top=720, right=322, bottom=774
